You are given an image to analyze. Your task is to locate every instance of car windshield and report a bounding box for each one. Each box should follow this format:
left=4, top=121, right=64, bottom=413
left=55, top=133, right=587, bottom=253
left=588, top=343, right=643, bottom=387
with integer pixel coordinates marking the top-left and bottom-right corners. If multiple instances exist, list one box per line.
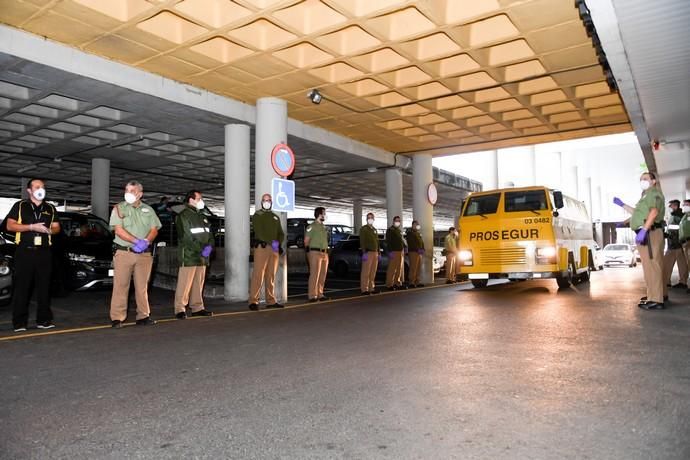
left=463, top=193, right=500, bottom=216
left=604, top=244, right=629, bottom=251
left=61, top=216, right=112, bottom=240
left=504, top=190, right=548, bottom=212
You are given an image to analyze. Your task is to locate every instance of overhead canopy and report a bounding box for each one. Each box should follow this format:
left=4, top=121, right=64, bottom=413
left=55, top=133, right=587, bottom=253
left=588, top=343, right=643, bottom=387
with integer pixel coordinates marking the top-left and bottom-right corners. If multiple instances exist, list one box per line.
left=1, top=0, right=631, bottom=156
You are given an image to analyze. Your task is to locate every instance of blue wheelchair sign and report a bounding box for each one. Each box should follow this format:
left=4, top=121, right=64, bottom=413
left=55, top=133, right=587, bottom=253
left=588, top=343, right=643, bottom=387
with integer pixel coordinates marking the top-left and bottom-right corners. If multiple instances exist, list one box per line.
left=271, top=178, right=295, bottom=212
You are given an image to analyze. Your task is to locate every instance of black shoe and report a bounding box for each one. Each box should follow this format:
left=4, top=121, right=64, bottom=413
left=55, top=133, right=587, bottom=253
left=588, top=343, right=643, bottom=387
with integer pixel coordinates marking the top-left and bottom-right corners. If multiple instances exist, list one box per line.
left=371, top=289, right=381, bottom=295
left=176, top=312, right=187, bottom=319
left=361, top=291, right=370, bottom=296
left=266, top=303, right=284, bottom=309
left=386, top=286, right=396, bottom=291
left=136, top=317, right=156, bottom=326
left=248, top=303, right=259, bottom=311
left=398, top=284, right=408, bottom=290
left=446, top=280, right=454, bottom=284
left=13, top=325, right=27, bottom=333
left=641, top=302, right=665, bottom=310
left=111, top=320, right=122, bottom=329
left=191, top=310, right=213, bottom=317
left=318, top=296, right=329, bottom=301
left=36, top=322, right=55, bottom=330
left=672, top=283, right=687, bottom=289
left=309, top=298, right=318, bottom=303
left=416, top=284, right=425, bottom=288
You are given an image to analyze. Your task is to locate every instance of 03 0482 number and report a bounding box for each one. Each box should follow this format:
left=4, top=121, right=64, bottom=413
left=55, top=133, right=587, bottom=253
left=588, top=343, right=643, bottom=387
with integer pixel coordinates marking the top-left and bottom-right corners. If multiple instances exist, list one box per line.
left=524, top=217, right=550, bottom=224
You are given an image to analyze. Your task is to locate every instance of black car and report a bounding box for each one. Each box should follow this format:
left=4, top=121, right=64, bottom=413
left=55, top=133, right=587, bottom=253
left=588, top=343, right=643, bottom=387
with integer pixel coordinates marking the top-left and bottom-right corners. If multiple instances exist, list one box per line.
left=328, top=237, right=408, bottom=278
left=0, top=211, right=114, bottom=293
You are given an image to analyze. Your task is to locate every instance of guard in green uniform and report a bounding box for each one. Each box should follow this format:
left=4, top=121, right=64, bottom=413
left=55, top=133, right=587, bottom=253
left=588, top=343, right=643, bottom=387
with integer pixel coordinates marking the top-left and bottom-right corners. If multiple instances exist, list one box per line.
left=406, top=220, right=425, bottom=288
left=359, top=212, right=380, bottom=295
left=679, top=199, right=690, bottom=293
left=385, top=215, right=407, bottom=290
left=249, top=193, right=285, bottom=310
left=109, top=180, right=162, bottom=327
left=173, top=190, right=214, bottom=319
left=614, top=172, right=665, bottom=309
left=444, top=227, right=459, bottom=284
left=662, top=200, right=688, bottom=291
left=305, top=206, right=329, bottom=302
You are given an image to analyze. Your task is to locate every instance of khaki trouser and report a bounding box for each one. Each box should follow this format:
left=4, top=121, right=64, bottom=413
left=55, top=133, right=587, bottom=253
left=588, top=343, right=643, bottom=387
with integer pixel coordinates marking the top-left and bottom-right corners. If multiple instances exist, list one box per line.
left=174, top=265, right=206, bottom=314
left=409, top=251, right=422, bottom=285
left=308, top=251, right=329, bottom=299
left=663, top=247, right=689, bottom=293
left=110, top=250, right=153, bottom=322
left=360, top=251, right=379, bottom=293
left=386, top=251, right=404, bottom=287
left=446, top=251, right=457, bottom=281
left=639, top=228, right=665, bottom=303
left=249, top=246, right=279, bottom=305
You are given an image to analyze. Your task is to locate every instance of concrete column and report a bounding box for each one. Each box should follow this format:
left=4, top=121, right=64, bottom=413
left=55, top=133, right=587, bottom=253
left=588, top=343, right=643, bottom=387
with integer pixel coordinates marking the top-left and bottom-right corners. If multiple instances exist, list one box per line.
left=90, top=158, right=110, bottom=221
left=353, top=199, right=362, bottom=235
left=528, top=145, right=537, bottom=185
left=255, top=97, right=288, bottom=303
left=594, top=185, right=603, bottom=221
left=20, top=177, right=29, bottom=199
left=385, top=168, right=403, bottom=225
left=584, top=177, right=593, bottom=217
left=486, top=150, right=499, bottom=190
left=224, top=124, right=250, bottom=302
left=413, top=154, right=434, bottom=284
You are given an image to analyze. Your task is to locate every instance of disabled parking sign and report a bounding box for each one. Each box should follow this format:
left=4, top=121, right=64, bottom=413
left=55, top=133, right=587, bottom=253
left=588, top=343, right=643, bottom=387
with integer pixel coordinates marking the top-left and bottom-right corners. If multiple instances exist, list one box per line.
left=271, top=178, right=295, bottom=212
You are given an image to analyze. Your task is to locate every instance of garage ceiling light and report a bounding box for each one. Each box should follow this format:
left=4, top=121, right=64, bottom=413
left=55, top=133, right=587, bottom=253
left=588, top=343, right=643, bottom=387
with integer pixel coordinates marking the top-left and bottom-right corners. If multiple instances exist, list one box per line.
left=307, top=89, right=322, bottom=104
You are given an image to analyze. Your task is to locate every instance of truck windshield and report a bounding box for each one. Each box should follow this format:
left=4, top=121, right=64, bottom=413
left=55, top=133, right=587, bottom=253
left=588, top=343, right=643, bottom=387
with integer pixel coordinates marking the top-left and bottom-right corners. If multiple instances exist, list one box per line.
left=463, top=193, right=500, bottom=216
left=504, top=190, right=548, bottom=212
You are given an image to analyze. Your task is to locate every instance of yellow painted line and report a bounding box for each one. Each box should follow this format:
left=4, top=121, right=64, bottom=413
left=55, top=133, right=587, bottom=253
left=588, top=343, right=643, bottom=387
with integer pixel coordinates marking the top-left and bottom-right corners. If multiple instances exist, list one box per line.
left=0, top=281, right=460, bottom=342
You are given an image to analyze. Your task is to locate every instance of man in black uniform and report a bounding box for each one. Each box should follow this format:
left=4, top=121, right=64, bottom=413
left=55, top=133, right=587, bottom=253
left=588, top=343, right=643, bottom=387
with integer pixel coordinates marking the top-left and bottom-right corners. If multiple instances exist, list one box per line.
left=5, top=179, right=61, bottom=332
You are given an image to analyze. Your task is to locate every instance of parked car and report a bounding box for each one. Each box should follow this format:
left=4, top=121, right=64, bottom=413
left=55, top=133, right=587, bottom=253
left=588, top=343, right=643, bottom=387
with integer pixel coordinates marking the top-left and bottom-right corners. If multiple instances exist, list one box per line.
left=0, top=212, right=114, bottom=293
left=592, top=243, right=605, bottom=270
left=0, top=251, right=12, bottom=306
left=287, top=218, right=353, bottom=248
left=601, top=243, right=637, bottom=268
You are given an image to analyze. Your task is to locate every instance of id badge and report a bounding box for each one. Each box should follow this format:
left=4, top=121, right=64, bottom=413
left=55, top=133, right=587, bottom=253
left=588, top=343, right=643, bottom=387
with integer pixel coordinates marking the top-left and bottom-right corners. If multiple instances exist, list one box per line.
left=34, top=236, right=43, bottom=246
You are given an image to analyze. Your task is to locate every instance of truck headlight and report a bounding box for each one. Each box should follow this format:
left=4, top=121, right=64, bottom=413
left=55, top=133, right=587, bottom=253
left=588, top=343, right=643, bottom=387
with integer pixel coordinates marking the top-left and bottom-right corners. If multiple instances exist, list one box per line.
left=458, top=250, right=473, bottom=266
left=536, top=246, right=557, bottom=264
left=68, top=253, right=95, bottom=263
left=0, top=260, right=10, bottom=276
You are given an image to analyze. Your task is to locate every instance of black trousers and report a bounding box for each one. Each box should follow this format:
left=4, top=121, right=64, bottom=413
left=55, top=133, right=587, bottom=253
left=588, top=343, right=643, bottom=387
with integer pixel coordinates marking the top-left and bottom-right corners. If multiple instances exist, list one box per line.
left=12, top=247, right=53, bottom=327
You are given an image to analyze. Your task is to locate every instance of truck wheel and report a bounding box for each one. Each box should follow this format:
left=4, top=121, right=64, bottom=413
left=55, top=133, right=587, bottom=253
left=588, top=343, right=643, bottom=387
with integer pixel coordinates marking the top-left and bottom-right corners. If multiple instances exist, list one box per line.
left=556, top=258, right=575, bottom=289
left=471, top=279, right=488, bottom=289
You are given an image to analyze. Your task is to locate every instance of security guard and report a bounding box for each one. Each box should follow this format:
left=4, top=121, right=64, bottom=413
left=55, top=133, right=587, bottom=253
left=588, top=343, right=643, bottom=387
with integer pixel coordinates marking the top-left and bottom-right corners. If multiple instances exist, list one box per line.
left=444, top=227, right=458, bottom=284
left=109, top=180, right=162, bottom=327
left=614, top=172, right=665, bottom=309
left=304, top=206, right=329, bottom=302
left=385, top=215, right=407, bottom=290
left=6, top=179, right=61, bottom=332
left=663, top=200, right=688, bottom=291
left=680, top=199, right=690, bottom=293
left=173, top=190, right=214, bottom=319
left=406, top=220, right=425, bottom=288
left=359, top=212, right=380, bottom=295
left=249, top=193, right=285, bottom=311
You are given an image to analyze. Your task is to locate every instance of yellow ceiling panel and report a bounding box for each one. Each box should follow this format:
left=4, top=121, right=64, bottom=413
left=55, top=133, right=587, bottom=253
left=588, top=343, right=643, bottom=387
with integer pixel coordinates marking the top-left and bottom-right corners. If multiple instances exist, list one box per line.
left=2, top=0, right=630, bottom=155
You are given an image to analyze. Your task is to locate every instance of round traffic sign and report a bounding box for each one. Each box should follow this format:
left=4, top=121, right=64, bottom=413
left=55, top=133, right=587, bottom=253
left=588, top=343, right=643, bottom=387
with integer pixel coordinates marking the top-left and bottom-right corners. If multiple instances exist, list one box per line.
left=271, top=143, right=295, bottom=177
left=427, top=183, right=438, bottom=205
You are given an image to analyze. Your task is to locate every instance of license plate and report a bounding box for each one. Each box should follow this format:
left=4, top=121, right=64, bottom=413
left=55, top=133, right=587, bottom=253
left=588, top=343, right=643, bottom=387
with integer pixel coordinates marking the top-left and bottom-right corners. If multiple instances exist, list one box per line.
left=108, top=269, right=114, bottom=277
left=468, top=273, right=489, bottom=280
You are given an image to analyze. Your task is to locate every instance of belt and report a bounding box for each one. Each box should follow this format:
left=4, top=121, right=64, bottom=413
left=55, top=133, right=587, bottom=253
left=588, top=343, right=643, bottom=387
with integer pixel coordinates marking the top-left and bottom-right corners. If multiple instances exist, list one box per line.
left=253, top=242, right=268, bottom=248
left=18, top=245, right=51, bottom=250
left=115, top=245, right=152, bottom=253
left=309, top=248, right=327, bottom=253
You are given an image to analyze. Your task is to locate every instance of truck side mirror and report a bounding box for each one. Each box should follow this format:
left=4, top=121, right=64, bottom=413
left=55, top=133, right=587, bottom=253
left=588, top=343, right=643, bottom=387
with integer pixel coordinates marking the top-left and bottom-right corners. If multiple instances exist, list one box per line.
left=553, top=191, right=564, bottom=210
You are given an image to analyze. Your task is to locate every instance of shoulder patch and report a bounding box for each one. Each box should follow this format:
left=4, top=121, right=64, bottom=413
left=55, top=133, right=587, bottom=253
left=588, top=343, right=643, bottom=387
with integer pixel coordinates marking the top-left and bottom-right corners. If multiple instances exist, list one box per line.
left=273, top=215, right=279, bottom=220
left=306, top=226, right=312, bottom=232
left=141, top=207, right=150, bottom=213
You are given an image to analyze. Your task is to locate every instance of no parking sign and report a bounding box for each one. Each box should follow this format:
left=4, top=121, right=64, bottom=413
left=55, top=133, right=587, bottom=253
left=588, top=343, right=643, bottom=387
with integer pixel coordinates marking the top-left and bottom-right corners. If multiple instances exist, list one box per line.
left=271, top=143, right=295, bottom=178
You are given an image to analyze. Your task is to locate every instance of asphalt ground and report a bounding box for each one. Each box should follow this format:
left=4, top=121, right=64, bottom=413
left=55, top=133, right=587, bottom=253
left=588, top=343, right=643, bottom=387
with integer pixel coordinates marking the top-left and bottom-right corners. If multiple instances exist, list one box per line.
left=1, top=267, right=689, bottom=459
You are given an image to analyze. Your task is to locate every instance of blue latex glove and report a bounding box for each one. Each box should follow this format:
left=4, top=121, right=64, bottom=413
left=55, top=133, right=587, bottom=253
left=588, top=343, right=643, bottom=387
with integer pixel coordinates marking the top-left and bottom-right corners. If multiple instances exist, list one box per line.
left=271, top=240, right=280, bottom=253
left=133, top=239, right=148, bottom=253
left=613, top=197, right=625, bottom=208
left=635, top=228, right=648, bottom=245
left=404, top=247, right=408, bottom=254
left=201, top=244, right=212, bottom=258
left=418, top=248, right=425, bottom=255
left=378, top=255, right=382, bottom=263
left=361, top=252, right=368, bottom=262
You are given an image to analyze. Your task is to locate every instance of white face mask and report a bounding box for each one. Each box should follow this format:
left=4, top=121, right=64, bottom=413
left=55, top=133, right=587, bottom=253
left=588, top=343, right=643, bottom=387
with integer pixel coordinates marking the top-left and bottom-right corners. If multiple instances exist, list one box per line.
left=683, top=206, right=690, bottom=214
left=124, top=192, right=137, bottom=204
left=32, top=188, right=46, bottom=201
left=261, top=201, right=271, bottom=210
left=195, top=199, right=205, bottom=210
left=393, top=221, right=401, bottom=228
left=415, top=225, right=421, bottom=231
left=367, top=218, right=374, bottom=225
left=640, top=180, right=651, bottom=191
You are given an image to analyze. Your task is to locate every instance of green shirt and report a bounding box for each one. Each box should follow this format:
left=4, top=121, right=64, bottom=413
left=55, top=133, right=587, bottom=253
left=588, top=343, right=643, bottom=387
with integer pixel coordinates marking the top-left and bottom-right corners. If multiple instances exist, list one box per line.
left=407, top=230, right=424, bottom=251
left=359, top=224, right=379, bottom=252
left=630, top=188, right=665, bottom=229
left=385, top=225, right=405, bottom=251
left=252, top=209, right=284, bottom=243
left=305, top=221, right=328, bottom=250
left=679, top=214, right=690, bottom=242
left=444, top=233, right=458, bottom=252
left=109, top=201, right=162, bottom=247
